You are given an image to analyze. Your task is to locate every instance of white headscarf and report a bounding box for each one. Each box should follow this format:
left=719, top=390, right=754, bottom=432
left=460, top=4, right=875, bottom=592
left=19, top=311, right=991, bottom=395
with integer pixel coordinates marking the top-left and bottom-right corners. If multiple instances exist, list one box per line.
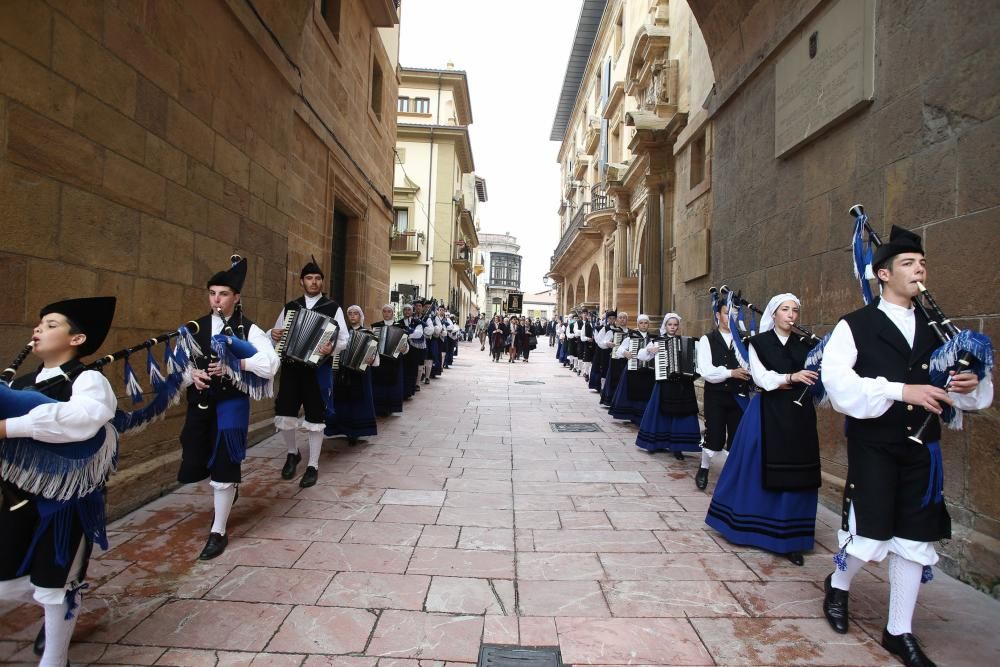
left=347, top=304, right=365, bottom=327
left=636, top=314, right=650, bottom=323
left=759, top=293, right=800, bottom=334
left=659, top=312, right=681, bottom=335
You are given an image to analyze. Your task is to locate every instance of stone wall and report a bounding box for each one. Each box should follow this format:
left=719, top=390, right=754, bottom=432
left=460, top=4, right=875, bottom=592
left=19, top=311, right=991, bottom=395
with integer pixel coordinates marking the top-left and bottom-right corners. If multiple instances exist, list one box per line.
left=0, top=0, right=397, bottom=517
left=675, top=0, right=1000, bottom=594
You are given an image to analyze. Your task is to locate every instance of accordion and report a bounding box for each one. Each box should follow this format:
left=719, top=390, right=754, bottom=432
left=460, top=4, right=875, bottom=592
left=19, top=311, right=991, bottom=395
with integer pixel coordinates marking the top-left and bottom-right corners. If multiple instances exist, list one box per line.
left=378, top=325, right=409, bottom=358
left=612, top=328, right=627, bottom=348
left=626, top=336, right=653, bottom=371
left=654, top=335, right=698, bottom=381
left=335, top=329, right=379, bottom=372
left=275, top=308, right=340, bottom=366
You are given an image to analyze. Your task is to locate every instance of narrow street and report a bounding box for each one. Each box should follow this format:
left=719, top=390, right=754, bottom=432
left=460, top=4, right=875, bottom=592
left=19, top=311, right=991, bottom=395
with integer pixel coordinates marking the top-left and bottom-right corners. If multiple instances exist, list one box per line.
left=2, top=340, right=998, bottom=666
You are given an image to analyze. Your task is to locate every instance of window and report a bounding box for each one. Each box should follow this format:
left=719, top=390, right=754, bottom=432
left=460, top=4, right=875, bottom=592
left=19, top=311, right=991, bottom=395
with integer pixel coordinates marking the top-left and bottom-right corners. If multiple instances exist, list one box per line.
left=320, top=0, right=341, bottom=41
left=490, top=253, right=521, bottom=289
left=414, top=97, right=430, bottom=114
left=397, top=97, right=410, bottom=113
left=393, top=208, right=408, bottom=234
left=610, top=123, right=621, bottom=164
left=614, top=10, right=624, bottom=55
left=371, top=60, right=383, bottom=119
left=690, top=132, right=707, bottom=189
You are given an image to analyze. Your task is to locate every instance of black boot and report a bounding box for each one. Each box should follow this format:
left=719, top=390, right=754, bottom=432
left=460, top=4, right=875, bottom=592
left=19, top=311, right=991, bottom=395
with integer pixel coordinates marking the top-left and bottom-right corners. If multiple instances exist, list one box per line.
left=881, top=628, right=937, bottom=667
left=695, top=467, right=709, bottom=490
left=785, top=551, right=804, bottom=566
left=33, top=624, right=44, bottom=656
left=822, top=573, right=850, bottom=634
left=281, top=452, right=301, bottom=480
left=299, top=465, right=318, bottom=488
left=674, top=451, right=685, bottom=461
left=198, top=532, right=228, bottom=560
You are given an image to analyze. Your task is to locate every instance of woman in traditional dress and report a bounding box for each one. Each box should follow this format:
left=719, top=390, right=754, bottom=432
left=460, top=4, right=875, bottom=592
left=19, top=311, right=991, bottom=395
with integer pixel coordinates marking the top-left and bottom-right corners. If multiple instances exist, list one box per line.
left=609, top=314, right=656, bottom=424
left=371, top=304, right=407, bottom=417
left=325, top=305, right=379, bottom=444
left=705, top=294, right=821, bottom=566
left=600, top=312, right=629, bottom=407
left=635, top=313, right=702, bottom=459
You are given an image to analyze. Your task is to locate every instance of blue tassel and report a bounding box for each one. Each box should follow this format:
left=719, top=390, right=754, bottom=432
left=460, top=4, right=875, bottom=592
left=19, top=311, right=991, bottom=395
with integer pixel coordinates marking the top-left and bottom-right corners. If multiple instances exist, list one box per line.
left=122, top=355, right=144, bottom=405
left=147, top=347, right=165, bottom=391
left=921, top=441, right=945, bottom=507
left=852, top=215, right=875, bottom=305
left=929, top=330, right=994, bottom=385
left=833, top=534, right=853, bottom=571
left=728, top=297, right=751, bottom=368
left=921, top=565, right=934, bottom=584
left=64, top=582, right=89, bottom=620
left=802, top=333, right=830, bottom=405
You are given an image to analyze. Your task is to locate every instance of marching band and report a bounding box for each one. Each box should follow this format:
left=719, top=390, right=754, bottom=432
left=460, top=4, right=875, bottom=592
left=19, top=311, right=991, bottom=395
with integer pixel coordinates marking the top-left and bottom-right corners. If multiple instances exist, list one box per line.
left=0, top=205, right=994, bottom=667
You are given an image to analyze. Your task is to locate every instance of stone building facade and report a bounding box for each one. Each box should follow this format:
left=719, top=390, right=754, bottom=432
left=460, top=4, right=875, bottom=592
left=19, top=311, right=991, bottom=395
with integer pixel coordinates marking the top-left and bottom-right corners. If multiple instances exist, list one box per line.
left=0, top=0, right=400, bottom=516
left=390, top=66, right=487, bottom=321
left=477, top=232, right=522, bottom=318
left=552, top=0, right=1000, bottom=593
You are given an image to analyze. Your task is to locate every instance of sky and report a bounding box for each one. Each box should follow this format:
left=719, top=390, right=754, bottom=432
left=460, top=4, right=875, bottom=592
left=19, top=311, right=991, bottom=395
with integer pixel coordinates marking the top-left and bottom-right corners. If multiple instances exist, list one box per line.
left=398, top=0, right=585, bottom=295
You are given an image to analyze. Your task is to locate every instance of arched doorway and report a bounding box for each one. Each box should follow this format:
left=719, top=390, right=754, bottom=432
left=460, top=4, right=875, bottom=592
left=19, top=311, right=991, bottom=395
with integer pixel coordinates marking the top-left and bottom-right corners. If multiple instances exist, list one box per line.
left=566, top=283, right=576, bottom=312
left=576, top=276, right=585, bottom=309
left=587, top=264, right=601, bottom=306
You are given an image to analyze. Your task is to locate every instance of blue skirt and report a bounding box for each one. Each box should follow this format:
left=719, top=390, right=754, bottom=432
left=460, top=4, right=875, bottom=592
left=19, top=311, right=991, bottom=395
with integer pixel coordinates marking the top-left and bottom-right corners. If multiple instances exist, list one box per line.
left=636, top=384, right=701, bottom=452
left=609, top=370, right=651, bottom=424
left=705, top=394, right=816, bottom=554
left=601, top=362, right=623, bottom=407
left=372, top=360, right=404, bottom=416
left=557, top=341, right=567, bottom=363
left=587, top=358, right=604, bottom=391
left=430, top=338, right=442, bottom=376
left=325, top=369, right=378, bottom=438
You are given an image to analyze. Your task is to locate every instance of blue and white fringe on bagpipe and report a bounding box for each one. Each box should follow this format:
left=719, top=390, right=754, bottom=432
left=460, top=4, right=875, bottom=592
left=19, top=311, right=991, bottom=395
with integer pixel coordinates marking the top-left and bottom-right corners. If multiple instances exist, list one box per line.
left=211, top=334, right=274, bottom=401
left=0, top=426, right=118, bottom=503
left=802, top=333, right=831, bottom=407
left=928, top=329, right=994, bottom=431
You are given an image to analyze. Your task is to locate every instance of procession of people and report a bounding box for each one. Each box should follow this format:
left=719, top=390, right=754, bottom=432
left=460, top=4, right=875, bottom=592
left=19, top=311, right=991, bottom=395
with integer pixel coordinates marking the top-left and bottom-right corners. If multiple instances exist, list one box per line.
left=0, top=216, right=994, bottom=667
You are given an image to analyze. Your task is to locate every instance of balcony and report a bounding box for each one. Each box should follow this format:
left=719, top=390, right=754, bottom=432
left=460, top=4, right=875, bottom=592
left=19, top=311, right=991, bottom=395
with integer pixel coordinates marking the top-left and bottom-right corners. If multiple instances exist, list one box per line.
left=573, top=153, right=591, bottom=179
left=584, top=116, right=601, bottom=153
left=364, top=0, right=399, bottom=27
left=549, top=202, right=605, bottom=274
left=590, top=183, right=615, bottom=212
left=390, top=231, right=422, bottom=258
left=452, top=244, right=473, bottom=269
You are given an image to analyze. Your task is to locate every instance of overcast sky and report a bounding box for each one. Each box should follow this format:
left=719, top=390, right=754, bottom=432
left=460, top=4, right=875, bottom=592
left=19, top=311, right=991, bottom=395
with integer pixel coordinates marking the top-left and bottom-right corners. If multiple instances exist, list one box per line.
left=399, top=0, right=585, bottom=295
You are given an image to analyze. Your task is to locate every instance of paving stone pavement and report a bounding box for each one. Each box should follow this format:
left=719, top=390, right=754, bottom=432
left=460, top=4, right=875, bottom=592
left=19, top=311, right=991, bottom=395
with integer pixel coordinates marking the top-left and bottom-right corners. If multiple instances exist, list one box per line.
left=2, top=340, right=998, bottom=665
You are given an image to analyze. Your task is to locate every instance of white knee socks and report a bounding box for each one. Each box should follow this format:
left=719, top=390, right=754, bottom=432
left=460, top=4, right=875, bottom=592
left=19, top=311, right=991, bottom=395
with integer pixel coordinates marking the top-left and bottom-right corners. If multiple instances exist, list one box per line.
left=700, top=448, right=716, bottom=469
left=211, top=485, right=236, bottom=536
left=831, top=552, right=866, bottom=591
left=307, top=431, right=323, bottom=469
left=282, top=428, right=298, bottom=455
left=886, top=553, right=923, bottom=635
left=41, top=602, right=77, bottom=667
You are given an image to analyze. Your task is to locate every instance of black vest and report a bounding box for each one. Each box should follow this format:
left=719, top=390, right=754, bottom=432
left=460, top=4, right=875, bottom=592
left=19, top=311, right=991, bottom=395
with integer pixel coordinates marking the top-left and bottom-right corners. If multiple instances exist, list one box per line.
left=703, top=329, right=744, bottom=394
left=12, top=360, right=84, bottom=400
left=286, top=295, right=341, bottom=319
left=188, top=311, right=258, bottom=403
left=841, top=300, right=940, bottom=443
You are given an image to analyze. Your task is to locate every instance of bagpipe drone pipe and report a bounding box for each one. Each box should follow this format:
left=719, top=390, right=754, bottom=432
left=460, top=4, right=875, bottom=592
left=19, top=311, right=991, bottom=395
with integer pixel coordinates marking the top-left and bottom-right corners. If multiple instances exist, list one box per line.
left=849, top=204, right=994, bottom=442
left=0, top=321, right=202, bottom=512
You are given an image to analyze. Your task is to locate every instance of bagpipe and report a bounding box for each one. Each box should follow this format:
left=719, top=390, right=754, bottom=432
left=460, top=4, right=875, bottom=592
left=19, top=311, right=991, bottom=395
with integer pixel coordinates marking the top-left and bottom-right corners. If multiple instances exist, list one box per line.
left=715, top=285, right=824, bottom=407
left=197, top=301, right=272, bottom=406
left=849, top=204, right=994, bottom=442
left=0, top=320, right=202, bottom=512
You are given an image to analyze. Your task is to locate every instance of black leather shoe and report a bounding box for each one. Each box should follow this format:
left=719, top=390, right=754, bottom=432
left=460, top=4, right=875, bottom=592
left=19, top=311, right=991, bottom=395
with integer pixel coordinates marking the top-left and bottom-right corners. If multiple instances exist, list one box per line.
left=281, top=452, right=301, bottom=480
left=299, top=466, right=318, bottom=488
left=33, top=624, right=44, bottom=656
left=785, top=551, right=804, bottom=566
left=823, top=573, right=850, bottom=634
left=198, top=532, right=228, bottom=560
left=695, top=467, right=709, bottom=490
left=674, top=451, right=686, bottom=461
left=881, top=628, right=937, bottom=667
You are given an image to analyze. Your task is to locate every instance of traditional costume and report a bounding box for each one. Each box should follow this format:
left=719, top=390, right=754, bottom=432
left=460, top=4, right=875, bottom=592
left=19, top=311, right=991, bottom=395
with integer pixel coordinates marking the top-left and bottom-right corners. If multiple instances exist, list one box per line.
left=577, top=313, right=595, bottom=377
left=600, top=315, right=629, bottom=407
left=371, top=306, right=408, bottom=416
left=705, top=294, right=820, bottom=563
left=270, top=257, right=348, bottom=488
left=178, top=257, right=279, bottom=560
left=635, top=314, right=701, bottom=457
left=820, top=226, right=993, bottom=666
left=609, top=315, right=655, bottom=424
left=324, top=306, right=379, bottom=442
left=588, top=312, right=614, bottom=392
left=0, top=297, right=117, bottom=667
left=695, top=298, right=751, bottom=490
left=402, top=303, right=426, bottom=393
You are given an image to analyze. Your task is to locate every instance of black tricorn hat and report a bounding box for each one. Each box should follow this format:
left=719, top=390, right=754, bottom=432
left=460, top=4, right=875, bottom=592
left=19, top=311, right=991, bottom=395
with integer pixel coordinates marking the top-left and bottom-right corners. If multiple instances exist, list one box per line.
left=606, top=310, right=618, bottom=318
left=40, top=296, right=117, bottom=358
left=873, top=225, right=924, bottom=269
left=207, top=255, right=248, bottom=293
left=300, top=255, right=324, bottom=280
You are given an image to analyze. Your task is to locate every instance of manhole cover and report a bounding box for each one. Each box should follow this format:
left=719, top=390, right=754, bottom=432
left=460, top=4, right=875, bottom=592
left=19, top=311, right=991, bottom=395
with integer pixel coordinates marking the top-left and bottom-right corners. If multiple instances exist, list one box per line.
left=515, top=380, right=545, bottom=385
left=550, top=422, right=602, bottom=433
left=479, top=645, right=562, bottom=667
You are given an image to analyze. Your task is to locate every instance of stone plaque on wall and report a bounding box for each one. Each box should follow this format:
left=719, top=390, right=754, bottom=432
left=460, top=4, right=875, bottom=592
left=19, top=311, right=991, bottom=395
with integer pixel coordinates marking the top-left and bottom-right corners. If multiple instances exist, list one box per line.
left=677, top=228, right=709, bottom=283
left=774, top=0, right=875, bottom=158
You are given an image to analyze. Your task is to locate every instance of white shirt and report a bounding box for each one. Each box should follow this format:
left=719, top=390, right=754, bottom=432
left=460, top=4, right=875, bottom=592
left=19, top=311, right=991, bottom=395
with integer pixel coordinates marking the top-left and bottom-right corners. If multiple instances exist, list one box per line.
left=270, top=295, right=349, bottom=355
left=748, top=333, right=793, bottom=391
left=5, top=367, right=116, bottom=443
left=595, top=327, right=616, bottom=349
left=697, top=331, right=738, bottom=384
left=822, top=299, right=992, bottom=419
left=215, top=313, right=280, bottom=380
left=566, top=322, right=578, bottom=339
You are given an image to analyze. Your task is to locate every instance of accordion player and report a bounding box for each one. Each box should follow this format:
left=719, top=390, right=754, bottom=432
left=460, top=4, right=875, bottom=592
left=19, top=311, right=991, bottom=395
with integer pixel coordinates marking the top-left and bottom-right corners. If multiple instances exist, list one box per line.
left=275, top=308, right=341, bottom=366
left=654, top=335, right=698, bottom=381
left=377, top=324, right=409, bottom=359
left=337, top=328, right=380, bottom=372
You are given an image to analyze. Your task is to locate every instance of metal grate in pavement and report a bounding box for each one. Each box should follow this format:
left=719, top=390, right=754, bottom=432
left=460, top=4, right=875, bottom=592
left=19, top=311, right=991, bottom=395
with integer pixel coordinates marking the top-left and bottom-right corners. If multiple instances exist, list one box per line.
left=549, top=422, right=602, bottom=432
left=515, top=380, right=545, bottom=385
left=478, top=645, right=563, bottom=667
